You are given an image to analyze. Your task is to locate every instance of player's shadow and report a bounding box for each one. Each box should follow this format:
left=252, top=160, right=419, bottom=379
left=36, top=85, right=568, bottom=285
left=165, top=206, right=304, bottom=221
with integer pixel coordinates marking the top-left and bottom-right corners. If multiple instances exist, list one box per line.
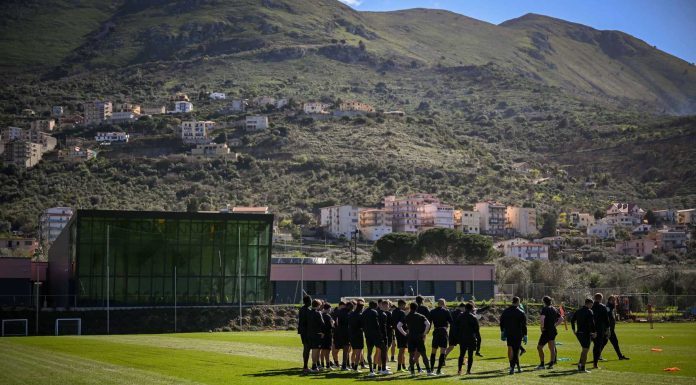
left=538, top=369, right=581, bottom=378
left=243, top=368, right=304, bottom=378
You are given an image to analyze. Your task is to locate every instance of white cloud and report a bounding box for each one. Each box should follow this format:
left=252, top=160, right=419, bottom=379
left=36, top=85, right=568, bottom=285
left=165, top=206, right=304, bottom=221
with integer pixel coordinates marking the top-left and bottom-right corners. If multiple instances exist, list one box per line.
left=338, top=0, right=362, bottom=7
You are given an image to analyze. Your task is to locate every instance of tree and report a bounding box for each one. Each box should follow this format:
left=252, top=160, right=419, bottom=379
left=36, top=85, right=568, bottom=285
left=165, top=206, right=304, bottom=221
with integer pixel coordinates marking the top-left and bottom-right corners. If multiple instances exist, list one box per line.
left=644, top=209, right=657, bottom=225
left=417, top=228, right=461, bottom=263
left=186, top=198, right=199, bottom=213
left=457, top=234, right=494, bottom=263
left=540, top=212, right=558, bottom=238
left=358, top=40, right=366, bottom=51
left=594, top=209, right=605, bottom=220
left=213, top=132, right=227, bottom=144
left=372, top=233, right=421, bottom=264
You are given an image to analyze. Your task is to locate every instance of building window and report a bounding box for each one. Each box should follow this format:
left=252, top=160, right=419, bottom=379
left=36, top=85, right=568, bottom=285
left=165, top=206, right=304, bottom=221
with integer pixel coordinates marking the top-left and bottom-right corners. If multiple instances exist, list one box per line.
left=456, top=281, right=473, bottom=294
left=306, top=281, right=326, bottom=296
left=419, top=281, right=435, bottom=295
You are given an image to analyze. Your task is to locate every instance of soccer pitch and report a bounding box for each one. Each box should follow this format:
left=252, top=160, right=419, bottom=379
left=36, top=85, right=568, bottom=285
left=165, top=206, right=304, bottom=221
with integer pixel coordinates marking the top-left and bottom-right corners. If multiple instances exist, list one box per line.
left=1, top=324, right=694, bottom=385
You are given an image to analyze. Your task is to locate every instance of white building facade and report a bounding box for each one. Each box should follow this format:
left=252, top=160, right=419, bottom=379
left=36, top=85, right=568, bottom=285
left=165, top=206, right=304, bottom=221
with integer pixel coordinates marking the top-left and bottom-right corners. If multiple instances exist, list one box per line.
left=320, top=205, right=360, bottom=239
left=358, top=209, right=393, bottom=241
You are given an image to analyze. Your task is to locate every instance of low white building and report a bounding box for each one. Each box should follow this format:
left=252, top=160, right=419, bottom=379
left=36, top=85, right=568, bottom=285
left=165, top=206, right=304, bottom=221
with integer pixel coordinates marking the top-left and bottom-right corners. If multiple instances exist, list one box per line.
left=587, top=221, right=616, bottom=239
left=418, top=203, right=455, bottom=231
left=95, top=132, right=129, bottom=143
left=458, top=210, right=480, bottom=234
left=191, top=143, right=234, bottom=158
left=173, top=101, right=193, bottom=113
left=358, top=209, right=392, bottom=241
left=210, top=92, right=226, bottom=100
left=303, top=102, right=330, bottom=114
left=320, top=205, right=360, bottom=239
left=142, top=106, right=166, bottom=115
left=245, top=115, right=269, bottom=131
left=228, top=99, right=247, bottom=112
left=508, top=243, right=549, bottom=260
left=181, top=121, right=215, bottom=144
left=109, top=111, right=138, bottom=124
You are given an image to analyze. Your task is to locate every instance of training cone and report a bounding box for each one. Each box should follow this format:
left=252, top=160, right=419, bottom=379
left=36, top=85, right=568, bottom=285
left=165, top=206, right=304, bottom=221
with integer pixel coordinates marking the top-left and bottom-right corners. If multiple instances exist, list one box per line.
left=663, top=367, right=680, bottom=372
left=651, top=348, right=663, bottom=352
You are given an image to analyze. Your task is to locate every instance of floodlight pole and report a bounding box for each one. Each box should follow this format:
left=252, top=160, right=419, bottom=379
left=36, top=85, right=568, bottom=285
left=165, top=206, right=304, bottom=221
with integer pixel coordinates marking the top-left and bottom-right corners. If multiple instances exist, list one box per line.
left=34, top=281, right=42, bottom=335
left=106, top=225, right=110, bottom=335
left=238, top=227, right=242, bottom=330
left=174, top=265, right=177, bottom=333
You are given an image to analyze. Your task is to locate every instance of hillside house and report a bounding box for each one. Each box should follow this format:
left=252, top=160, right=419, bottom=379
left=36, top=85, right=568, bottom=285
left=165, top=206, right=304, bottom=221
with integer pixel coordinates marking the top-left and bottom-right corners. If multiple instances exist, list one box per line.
left=358, top=209, right=393, bottom=241
left=228, top=99, right=248, bottom=112
left=173, top=101, right=194, bottom=113
left=320, top=205, right=360, bottom=239
left=30, top=119, right=55, bottom=132
left=109, top=111, right=138, bottom=124
left=61, top=146, right=97, bottom=162
left=209, top=92, right=226, bottom=100
left=181, top=121, right=215, bottom=144
left=245, top=115, right=269, bottom=131
left=3, top=140, right=42, bottom=169
left=418, top=203, right=456, bottom=231
left=656, top=229, right=687, bottom=253
left=171, top=93, right=189, bottom=102
left=454, top=210, right=480, bottom=234
left=506, top=206, right=537, bottom=236
left=677, top=209, right=696, bottom=225
left=587, top=221, right=616, bottom=239
left=303, top=102, right=330, bottom=114
left=83, top=101, right=112, bottom=125
left=606, top=203, right=644, bottom=225
left=615, top=238, right=655, bottom=257
left=253, top=96, right=276, bottom=107
left=384, top=193, right=441, bottom=233
left=191, top=143, right=235, bottom=158
left=52, top=106, right=64, bottom=116
left=475, top=201, right=507, bottom=236
left=95, top=132, right=129, bottom=143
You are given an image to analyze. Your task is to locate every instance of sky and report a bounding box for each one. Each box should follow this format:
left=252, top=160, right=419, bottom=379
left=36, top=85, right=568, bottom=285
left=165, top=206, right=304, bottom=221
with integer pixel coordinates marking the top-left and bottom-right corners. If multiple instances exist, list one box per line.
left=338, top=0, right=696, bottom=64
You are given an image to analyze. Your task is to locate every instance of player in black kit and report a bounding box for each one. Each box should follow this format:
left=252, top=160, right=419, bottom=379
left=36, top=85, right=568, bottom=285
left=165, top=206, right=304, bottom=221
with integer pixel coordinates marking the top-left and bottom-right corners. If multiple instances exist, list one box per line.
left=397, top=302, right=435, bottom=376
left=362, top=301, right=389, bottom=376
left=298, top=295, right=312, bottom=373
left=429, top=299, right=453, bottom=375
left=415, top=295, right=431, bottom=319
left=307, top=299, right=325, bottom=372
left=603, top=295, right=629, bottom=360
left=536, top=296, right=563, bottom=370
left=320, top=303, right=334, bottom=370
left=591, top=293, right=610, bottom=369
left=330, top=301, right=344, bottom=368
left=391, top=299, right=409, bottom=372
left=456, top=302, right=481, bottom=375
left=348, top=300, right=365, bottom=372
left=335, top=301, right=352, bottom=370
left=445, top=303, right=465, bottom=359
left=499, top=296, right=527, bottom=375
left=572, top=298, right=597, bottom=373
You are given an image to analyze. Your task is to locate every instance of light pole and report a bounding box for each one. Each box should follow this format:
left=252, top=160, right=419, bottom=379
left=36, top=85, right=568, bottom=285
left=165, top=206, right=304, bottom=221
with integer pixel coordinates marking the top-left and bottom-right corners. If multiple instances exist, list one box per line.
left=34, top=281, right=42, bottom=335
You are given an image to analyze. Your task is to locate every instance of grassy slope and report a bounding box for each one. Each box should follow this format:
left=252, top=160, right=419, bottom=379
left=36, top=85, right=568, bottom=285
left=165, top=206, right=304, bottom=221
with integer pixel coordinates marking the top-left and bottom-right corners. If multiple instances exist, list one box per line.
left=1, top=324, right=694, bottom=384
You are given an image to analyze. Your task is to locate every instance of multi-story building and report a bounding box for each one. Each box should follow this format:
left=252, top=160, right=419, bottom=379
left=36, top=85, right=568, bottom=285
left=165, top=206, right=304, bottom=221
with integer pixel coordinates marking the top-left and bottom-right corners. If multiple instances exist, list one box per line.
left=181, top=121, right=215, bottom=144
left=0, top=237, right=39, bottom=257
left=141, top=106, right=166, bottom=115
left=320, top=205, right=360, bottom=239
left=454, top=210, right=480, bottom=234
left=1, top=127, right=56, bottom=153
left=245, top=115, right=269, bottom=131
left=52, top=106, right=64, bottom=116
left=115, top=103, right=141, bottom=115
left=677, top=209, right=696, bottom=225
left=303, top=101, right=330, bottom=114
left=605, top=203, right=644, bottom=226
left=656, top=229, right=687, bottom=253
left=173, top=101, right=194, bottom=113
left=30, top=119, right=55, bottom=132
left=358, top=209, right=393, bottom=241
left=40, top=207, right=74, bottom=246
left=109, top=111, right=138, bottom=124
left=61, top=146, right=97, bottom=162
left=95, top=132, right=129, bottom=143
left=653, top=209, right=677, bottom=224
left=418, top=203, right=455, bottom=231
left=83, top=101, right=113, bottom=125
left=253, top=96, right=276, bottom=107
left=228, top=99, right=248, bottom=112
left=171, top=93, right=189, bottom=102
left=3, top=140, right=42, bottom=169
left=506, top=206, right=537, bottom=236
left=384, top=194, right=441, bottom=233
left=507, top=243, right=549, bottom=260
left=475, top=201, right=506, bottom=236
left=570, top=212, right=596, bottom=229
left=615, top=239, right=655, bottom=257
left=191, top=143, right=234, bottom=157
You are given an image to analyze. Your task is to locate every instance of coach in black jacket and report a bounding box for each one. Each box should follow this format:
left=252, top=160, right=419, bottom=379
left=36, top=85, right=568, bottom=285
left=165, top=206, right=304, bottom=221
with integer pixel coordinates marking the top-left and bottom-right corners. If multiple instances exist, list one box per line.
left=499, top=296, right=527, bottom=375
left=591, top=293, right=611, bottom=369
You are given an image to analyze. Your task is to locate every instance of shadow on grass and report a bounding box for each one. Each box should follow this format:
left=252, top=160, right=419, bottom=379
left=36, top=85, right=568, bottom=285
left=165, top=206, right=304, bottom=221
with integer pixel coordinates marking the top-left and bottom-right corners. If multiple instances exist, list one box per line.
left=539, top=369, right=581, bottom=378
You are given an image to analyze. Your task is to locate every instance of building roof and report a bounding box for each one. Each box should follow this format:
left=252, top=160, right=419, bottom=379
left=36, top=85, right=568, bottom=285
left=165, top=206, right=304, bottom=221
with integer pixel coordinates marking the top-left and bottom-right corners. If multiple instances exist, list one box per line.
left=232, top=206, right=270, bottom=214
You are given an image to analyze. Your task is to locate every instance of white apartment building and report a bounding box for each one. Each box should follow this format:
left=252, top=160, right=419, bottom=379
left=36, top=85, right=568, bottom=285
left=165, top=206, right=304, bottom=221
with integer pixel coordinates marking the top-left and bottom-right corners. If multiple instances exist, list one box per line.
left=2, top=127, right=57, bottom=153
left=245, top=115, right=269, bottom=131
left=95, top=132, right=129, bottom=143
left=418, top=203, right=455, bottom=231
left=181, top=121, right=215, bottom=144
left=358, top=209, right=393, bottom=241
left=84, top=101, right=113, bottom=125
left=475, top=201, right=507, bottom=236
left=506, top=206, right=537, bottom=236
left=570, top=212, right=596, bottom=229
left=173, top=101, right=194, bottom=113
left=606, top=203, right=644, bottom=225
left=384, top=194, right=441, bottom=233
left=455, top=210, right=480, bottom=234
left=30, top=119, right=55, bottom=132
left=3, top=140, right=42, bottom=169
left=587, top=220, right=616, bottom=239
left=508, top=243, right=549, bottom=260
left=320, top=205, right=360, bottom=239
left=109, top=111, right=138, bottom=124
left=303, top=102, right=330, bottom=114
left=228, top=99, right=248, bottom=112
left=40, top=207, right=74, bottom=245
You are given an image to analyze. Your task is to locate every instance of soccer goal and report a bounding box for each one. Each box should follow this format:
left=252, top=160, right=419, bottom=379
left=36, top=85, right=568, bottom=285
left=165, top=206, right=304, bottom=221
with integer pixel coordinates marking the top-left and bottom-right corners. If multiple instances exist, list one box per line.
left=1, top=319, right=28, bottom=336
left=341, top=296, right=436, bottom=305
left=55, top=318, right=82, bottom=336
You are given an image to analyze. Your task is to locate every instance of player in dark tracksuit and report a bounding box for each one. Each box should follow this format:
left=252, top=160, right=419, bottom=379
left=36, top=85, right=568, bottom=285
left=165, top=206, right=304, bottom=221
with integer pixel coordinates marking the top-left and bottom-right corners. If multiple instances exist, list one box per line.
left=603, top=295, right=629, bottom=360
left=362, top=301, right=388, bottom=375
left=335, top=302, right=353, bottom=370
left=397, top=302, right=434, bottom=376
left=320, top=303, right=334, bottom=369
left=499, top=296, right=527, bottom=375
left=456, top=303, right=481, bottom=375
left=307, top=299, right=325, bottom=371
left=391, top=300, right=408, bottom=372
left=415, top=295, right=431, bottom=320
left=348, top=300, right=365, bottom=372
left=330, top=301, right=344, bottom=367
left=572, top=298, right=597, bottom=373
left=591, top=293, right=611, bottom=369
left=445, top=303, right=465, bottom=359
left=429, top=299, right=453, bottom=375
left=298, top=295, right=312, bottom=373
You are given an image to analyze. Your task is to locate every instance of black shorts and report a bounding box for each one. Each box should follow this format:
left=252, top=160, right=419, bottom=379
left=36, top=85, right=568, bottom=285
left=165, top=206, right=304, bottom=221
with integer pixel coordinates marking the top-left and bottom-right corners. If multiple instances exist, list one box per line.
left=321, top=334, right=332, bottom=349
left=460, top=339, right=477, bottom=351
left=350, top=334, right=364, bottom=349
left=576, top=332, right=591, bottom=349
left=432, top=327, right=448, bottom=349
left=396, top=333, right=408, bottom=349
left=309, top=334, right=323, bottom=349
left=538, top=330, right=558, bottom=346
left=408, top=337, right=427, bottom=354
left=449, top=331, right=459, bottom=346
left=366, top=335, right=386, bottom=350
left=506, top=335, right=522, bottom=349
left=387, top=330, right=394, bottom=347
left=334, top=330, right=349, bottom=348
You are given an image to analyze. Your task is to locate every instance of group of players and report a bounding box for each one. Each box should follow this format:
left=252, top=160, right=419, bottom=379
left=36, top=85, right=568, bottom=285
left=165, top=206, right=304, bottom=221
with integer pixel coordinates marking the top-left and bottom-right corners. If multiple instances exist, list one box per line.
left=297, top=292, right=628, bottom=377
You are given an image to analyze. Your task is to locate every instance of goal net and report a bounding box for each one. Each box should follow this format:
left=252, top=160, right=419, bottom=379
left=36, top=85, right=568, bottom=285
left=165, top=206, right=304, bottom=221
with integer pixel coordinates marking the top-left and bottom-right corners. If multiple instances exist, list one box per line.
left=55, top=318, right=82, bottom=336
left=1, top=319, right=28, bottom=336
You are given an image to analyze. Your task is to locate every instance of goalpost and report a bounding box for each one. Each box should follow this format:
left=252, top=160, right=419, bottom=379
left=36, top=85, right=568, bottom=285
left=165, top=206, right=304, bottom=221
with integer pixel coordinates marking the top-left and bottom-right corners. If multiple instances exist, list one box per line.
left=1, top=319, right=28, bottom=337
left=55, top=318, right=82, bottom=336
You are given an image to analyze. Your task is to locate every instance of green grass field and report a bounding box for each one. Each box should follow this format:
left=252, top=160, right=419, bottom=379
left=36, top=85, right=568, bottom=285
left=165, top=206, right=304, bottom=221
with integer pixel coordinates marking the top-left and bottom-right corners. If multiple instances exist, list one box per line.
left=1, top=323, right=694, bottom=384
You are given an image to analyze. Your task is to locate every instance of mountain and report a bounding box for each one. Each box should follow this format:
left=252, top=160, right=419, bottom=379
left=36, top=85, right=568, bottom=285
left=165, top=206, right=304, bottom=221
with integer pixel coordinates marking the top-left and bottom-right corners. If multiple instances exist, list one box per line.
left=0, top=1, right=694, bottom=113
left=0, top=0, right=695, bottom=232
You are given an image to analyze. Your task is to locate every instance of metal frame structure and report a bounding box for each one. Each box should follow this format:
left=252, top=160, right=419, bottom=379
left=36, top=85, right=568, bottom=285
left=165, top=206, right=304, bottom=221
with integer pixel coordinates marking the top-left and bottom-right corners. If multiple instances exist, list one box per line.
left=2, top=319, right=28, bottom=336
left=55, top=318, right=82, bottom=336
